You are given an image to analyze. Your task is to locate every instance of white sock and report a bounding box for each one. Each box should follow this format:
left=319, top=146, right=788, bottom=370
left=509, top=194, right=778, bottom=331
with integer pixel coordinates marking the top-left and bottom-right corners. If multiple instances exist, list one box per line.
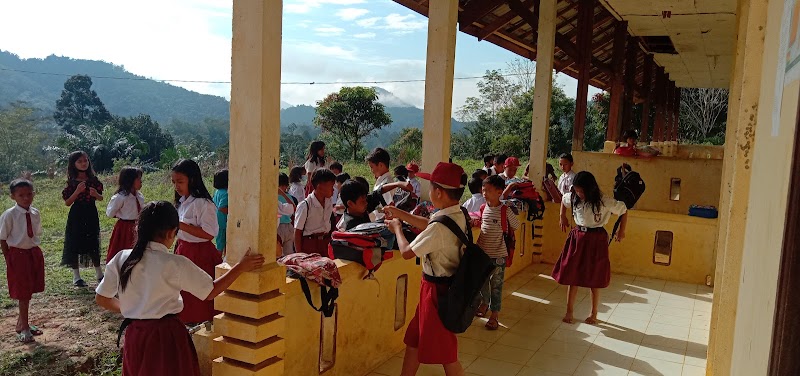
left=72, top=269, right=81, bottom=282
left=95, top=266, right=104, bottom=280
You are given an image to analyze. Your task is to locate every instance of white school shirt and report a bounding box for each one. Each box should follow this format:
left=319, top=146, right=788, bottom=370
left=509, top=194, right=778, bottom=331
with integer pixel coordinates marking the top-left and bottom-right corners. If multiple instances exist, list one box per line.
left=462, top=193, right=486, bottom=213
left=410, top=205, right=467, bottom=277
left=372, top=171, right=394, bottom=220
left=289, top=182, right=306, bottom=202
left=408, top=177, right=421, bottom=197
left=96, top=242, right=214, bottom=319
left=562, top=193, right=627, bottom=228
left=477, top=204, right=520, bottom=258
left=177, top=196, right=219, bottom=243
left=484, top=166, right=496, bottom=176
left=106, top=191, right=145, bottom=220
left=557, top=170, right=576, bottom=195
left=294, top=193, right=333, bottom=235
left=0, top=205, right=42, bottom=249
left=304, top=159, right=327, bottom=175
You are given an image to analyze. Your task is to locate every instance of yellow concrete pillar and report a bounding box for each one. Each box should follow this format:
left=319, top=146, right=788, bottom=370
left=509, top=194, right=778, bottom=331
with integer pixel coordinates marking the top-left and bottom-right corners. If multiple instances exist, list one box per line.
left=706, top=0, right=767, bottom=374
left=420, top=0, right=457, bottom=178
left=527, top=0, right=556, bottom=262
left=210, top=1, right=287, bottom=375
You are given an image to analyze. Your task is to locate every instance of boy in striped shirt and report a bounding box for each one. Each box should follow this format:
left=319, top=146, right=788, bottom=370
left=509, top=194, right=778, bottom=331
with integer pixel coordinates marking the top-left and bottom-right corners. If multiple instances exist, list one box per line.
left=475, top=175, right=520, bottom=330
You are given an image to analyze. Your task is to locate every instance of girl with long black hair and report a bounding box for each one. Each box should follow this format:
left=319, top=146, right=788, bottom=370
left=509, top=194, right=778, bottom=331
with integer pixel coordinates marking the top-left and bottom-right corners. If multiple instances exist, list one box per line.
left=96, top=201, right=264, bottom=376
left=105, top=166, right=144, bottom=262
left=62, top=151, right=104, bottom=287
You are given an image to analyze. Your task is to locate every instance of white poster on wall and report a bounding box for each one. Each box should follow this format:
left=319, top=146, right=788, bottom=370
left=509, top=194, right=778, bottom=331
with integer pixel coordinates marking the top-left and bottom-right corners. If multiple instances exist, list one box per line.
left=776, top=0, right=800, bottom=136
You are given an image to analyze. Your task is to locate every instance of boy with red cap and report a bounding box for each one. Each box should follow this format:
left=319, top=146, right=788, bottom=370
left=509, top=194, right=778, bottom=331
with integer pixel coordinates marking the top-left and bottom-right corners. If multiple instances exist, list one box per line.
left=0, top=179, right=45, bottom=343
left=385, top=162, right=469, bottom=376
left=499, top=156, right=521, bottom=181
left=405, top=162, right=422, bottom=197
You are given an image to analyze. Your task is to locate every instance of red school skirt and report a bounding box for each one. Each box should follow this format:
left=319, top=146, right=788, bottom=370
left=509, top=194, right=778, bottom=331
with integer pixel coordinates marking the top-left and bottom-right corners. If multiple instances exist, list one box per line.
left=175, top=240, right=223, bottom=324
left=551, top=227, right=611, bottom=288
left=122, top=315, right=201, bottom=376
left=404, top=278, right=458, bottom=365
left=107, top=219, right=136, bottom=263
left=4, top=247, right=45, bottom=300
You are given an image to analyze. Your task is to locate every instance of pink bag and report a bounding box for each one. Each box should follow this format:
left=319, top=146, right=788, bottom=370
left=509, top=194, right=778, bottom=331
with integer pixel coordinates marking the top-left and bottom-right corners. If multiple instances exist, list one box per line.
left=278, top=253, right=341, bottom=316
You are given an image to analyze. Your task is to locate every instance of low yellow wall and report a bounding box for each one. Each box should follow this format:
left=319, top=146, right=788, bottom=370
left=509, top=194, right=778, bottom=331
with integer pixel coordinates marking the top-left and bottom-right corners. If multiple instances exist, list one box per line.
left=280, top=254, right=422, bottom=376
left=676, top=144, right=725, bottom=160
left=540, top=202, right=718, bottom=284
left=573, top=151, right=723, bottom=215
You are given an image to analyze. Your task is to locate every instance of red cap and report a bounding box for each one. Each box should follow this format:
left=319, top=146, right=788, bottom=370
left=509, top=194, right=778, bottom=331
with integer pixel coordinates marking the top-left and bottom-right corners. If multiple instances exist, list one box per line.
left=416, top=162, right=466, bottom=189
left=504, top=157, right=521, bottom=168
left=406, top=162, right=420, bottom=173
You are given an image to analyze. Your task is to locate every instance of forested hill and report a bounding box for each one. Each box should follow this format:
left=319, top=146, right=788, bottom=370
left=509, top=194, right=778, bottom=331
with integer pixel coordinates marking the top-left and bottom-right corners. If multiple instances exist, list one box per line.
left=0, top=50, right=466, bottom=132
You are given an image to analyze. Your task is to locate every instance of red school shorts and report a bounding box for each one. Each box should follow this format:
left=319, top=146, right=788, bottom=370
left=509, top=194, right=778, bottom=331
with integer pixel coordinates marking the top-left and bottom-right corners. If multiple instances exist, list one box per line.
left=404, top=279, right=458, bottom=365
left=4, top=247, right=45, bottom=300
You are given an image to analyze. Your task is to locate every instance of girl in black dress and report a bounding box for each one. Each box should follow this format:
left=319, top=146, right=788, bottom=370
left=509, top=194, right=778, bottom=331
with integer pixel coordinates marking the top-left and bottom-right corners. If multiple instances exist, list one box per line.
left=62, top=151, right=104, bottom=287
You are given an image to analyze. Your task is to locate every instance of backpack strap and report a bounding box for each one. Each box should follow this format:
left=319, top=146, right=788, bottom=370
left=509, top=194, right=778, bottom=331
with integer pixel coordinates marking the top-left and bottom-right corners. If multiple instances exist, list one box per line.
left=298, top=277, right=339, bottom=317
left=430, top=207, right=473, bottom=246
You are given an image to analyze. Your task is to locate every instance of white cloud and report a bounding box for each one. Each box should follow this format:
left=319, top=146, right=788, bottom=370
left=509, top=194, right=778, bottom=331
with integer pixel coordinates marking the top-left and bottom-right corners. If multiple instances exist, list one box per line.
left=314, top=26, right=345, bottom=36
left=355, top=13, right=427, bottom=32
left=356, top=17, right=381, bottom=28
left=353, top=32, right=376, bottom=39
left=335, top=8, right=369, bottom=21
left=293, top=42, right=358, bottom=61
left=285, top=0, right=366, bottom=14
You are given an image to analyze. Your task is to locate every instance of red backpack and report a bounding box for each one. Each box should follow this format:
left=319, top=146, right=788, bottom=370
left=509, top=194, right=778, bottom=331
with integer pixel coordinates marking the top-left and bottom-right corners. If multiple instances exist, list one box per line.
left=479, top=204, right=516, bottom=267
left=328, top=231, right=393, bottom=273
left=509, top=181, right=546, bottom=221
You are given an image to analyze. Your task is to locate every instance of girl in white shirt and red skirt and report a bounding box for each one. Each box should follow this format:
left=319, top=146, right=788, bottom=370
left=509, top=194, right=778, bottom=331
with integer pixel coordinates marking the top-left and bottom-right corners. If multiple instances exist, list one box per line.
left=105, top=167, right=144, bottom=263
left=552, top=171, right=628, bottom=325
left=96, top=201, right=263, bottom=376
left=170, top=159, right=223, bottom=325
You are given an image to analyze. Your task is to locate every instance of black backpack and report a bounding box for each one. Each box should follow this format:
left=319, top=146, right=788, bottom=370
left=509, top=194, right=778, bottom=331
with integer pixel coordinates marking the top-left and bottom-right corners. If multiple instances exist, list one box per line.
left=610, top=164, right=645, bottom=244
left=428, top=207, right=495, bottom=333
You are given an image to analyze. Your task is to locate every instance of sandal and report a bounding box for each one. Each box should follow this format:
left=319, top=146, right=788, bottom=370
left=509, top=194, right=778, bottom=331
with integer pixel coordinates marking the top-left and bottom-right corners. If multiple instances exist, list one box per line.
left=485, top=317, right=499, bottom=330
left=73, top=279, right=87, bottom=287
left=29, top=325, right=43, bottom=336
left=16, top=330, right=34, bottom=343
left=475, top=303, right=489, bottom=318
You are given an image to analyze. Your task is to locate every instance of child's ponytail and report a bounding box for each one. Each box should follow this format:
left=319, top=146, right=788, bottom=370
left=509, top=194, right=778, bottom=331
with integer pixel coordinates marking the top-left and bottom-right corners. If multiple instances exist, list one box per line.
left=119, top=201, right=180, bottom=292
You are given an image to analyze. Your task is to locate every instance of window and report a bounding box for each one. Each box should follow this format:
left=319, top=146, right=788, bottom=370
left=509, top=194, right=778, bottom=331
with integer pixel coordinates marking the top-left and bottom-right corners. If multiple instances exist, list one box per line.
left=395, top=275, right=408, bottom=331
left=319, top=305, right=337, bottom=373
left=670, top=178, right=681, bottom=201
left=653, top=231, right=674, bottom=266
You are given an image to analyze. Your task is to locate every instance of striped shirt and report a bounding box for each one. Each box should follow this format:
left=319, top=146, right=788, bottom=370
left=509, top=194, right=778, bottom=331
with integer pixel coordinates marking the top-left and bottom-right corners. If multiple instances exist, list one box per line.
left=477, top=204, right=520, bottom=258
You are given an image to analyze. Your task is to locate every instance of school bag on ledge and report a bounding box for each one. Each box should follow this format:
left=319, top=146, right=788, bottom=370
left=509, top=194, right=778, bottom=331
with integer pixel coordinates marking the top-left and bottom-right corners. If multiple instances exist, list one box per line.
left=328, top=230, right=392, bottom=273
left=278, top=253, right=341, bottom=317
left=429, top=207, right=494, bottom=333
left=508, top=180, right=546, bottom=221
left=610, top=163, right=646, bottom=244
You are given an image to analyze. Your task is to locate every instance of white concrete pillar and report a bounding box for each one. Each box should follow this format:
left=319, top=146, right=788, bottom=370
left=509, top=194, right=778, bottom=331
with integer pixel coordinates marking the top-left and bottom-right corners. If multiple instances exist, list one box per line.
left=527, top=0, right=557, bottom=184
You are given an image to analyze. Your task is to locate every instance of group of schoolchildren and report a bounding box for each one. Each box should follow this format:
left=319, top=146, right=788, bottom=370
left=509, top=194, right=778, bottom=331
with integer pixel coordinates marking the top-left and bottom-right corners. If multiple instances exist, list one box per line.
left=0, top=142, right=630, bottom=376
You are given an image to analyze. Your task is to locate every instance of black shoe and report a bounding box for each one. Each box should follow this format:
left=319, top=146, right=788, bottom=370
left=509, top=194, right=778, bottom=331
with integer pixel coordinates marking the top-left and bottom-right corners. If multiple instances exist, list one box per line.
left=73, top=279, right=88, bottom=287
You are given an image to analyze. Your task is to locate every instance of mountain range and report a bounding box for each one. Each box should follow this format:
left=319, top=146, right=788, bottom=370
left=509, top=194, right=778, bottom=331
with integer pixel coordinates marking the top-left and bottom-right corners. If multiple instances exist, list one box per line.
left=0, top=51, right=466, bottom=141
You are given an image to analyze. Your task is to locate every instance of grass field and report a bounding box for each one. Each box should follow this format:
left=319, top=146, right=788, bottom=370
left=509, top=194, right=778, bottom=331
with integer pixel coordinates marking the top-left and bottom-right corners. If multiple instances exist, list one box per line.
left=0, top=158, right=534, bottom=375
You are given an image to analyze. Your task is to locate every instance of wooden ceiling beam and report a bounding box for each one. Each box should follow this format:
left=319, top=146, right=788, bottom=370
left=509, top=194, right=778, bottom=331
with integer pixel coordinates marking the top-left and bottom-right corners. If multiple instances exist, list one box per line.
left=475, top=2, right=525, bottom=40
left=459, top=0, right=503, bottom=28
left=568, top=14, right=613, bottom=42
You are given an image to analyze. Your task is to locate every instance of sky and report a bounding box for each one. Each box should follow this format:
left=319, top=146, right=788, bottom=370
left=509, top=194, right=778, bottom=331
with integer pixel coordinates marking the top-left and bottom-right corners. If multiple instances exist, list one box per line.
left=0, top=0, right=601, bottom=117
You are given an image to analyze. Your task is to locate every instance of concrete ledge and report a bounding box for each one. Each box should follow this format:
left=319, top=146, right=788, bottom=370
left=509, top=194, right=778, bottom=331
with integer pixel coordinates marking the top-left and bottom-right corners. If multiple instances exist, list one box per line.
left=212, top=357, right=284, bottom=376
left=214, top=290, right=285, bottom=319
left=216, top=262, right=286, bottom=295
left=213, top=313, right=285, bottom=343
left=213, top=335, right=285, bottom=365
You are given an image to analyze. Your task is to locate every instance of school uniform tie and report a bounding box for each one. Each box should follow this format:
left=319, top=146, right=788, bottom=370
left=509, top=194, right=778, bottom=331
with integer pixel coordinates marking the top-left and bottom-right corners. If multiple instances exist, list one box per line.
left=26, top=212, right=33, bottom=238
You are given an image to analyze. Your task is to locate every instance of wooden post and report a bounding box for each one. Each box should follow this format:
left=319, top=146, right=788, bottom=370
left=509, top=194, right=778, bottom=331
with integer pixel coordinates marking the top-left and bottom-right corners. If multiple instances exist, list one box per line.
left=528, top=0, right=555, bottom=184
left=653, top=68, right=666, bottom=142
left=212, top=1, right=288, bottom=375
left=605, top=21, right=627, bottom=142
left=421, top=0, right=457, bottom=179
left=620, top=35, right=638, bottom=139
left=673, top=86, right=681, bottom=141
left=571, top=0, right=595, bottom=151
left=640, top=55, right=654, bottom=142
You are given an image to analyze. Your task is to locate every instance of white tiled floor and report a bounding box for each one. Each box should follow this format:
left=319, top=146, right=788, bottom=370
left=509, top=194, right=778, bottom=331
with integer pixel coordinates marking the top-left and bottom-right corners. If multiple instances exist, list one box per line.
left=370, top=263, right=712, bottom=376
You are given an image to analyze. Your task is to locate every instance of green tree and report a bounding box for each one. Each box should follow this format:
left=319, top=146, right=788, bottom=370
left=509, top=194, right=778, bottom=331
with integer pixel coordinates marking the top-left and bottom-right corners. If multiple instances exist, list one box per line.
left=56, top=124, right=148, bottom=172
left=388, top=127, right=422, bottom=164
left=113, top=114, right=175, bottom=162
left=0, top=104, right=46, bottom=180
left=314, top=86, right=392, bottom=160
left=280, top=123, right=313, bottom=167
left=54, top=75, right=113, bottom=133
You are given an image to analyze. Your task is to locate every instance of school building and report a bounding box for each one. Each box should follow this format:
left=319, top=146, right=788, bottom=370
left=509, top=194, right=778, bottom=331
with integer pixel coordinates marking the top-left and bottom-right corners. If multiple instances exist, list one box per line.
left=196, top=0, right=797, bottom=375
